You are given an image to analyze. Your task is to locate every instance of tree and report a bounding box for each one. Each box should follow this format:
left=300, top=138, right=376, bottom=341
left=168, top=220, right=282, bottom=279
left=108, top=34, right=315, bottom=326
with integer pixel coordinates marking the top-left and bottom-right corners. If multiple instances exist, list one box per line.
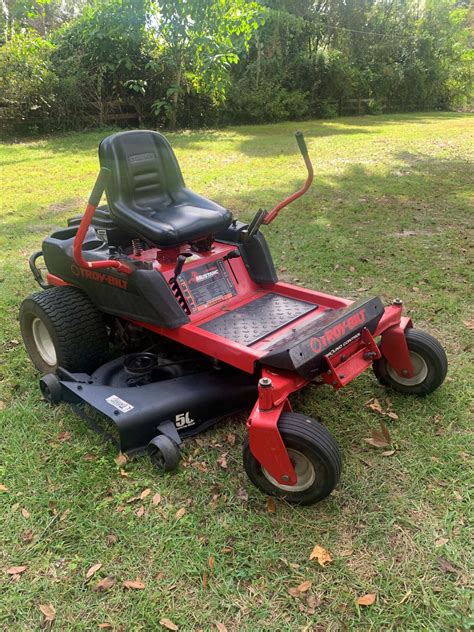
left=150, top=0, right=263, bottom=128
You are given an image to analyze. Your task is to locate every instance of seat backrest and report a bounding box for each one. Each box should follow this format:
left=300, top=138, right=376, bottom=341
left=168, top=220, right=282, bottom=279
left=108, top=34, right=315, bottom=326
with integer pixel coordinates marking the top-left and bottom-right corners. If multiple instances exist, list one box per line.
left=99, top=130, right=185, bottom=212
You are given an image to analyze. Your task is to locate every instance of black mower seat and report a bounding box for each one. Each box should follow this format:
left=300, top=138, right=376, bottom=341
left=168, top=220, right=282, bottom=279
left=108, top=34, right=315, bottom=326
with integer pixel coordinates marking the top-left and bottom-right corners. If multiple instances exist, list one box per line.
left=99, top=130, right=232, bottom=248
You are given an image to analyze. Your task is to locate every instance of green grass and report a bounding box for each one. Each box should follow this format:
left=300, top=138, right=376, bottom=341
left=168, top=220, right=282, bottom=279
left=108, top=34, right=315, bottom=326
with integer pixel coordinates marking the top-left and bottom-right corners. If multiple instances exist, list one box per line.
left=1, top=112, right=473, bottom=631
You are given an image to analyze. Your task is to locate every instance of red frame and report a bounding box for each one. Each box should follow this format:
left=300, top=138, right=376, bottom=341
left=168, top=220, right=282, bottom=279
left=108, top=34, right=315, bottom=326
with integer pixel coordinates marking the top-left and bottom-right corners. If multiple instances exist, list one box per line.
left=49, top=231, right=414, bottom=486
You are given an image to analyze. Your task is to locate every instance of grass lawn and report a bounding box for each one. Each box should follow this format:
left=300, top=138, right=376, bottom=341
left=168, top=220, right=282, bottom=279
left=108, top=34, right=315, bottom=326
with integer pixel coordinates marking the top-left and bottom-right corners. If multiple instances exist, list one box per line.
left=1, top=112, right=473, bottom=631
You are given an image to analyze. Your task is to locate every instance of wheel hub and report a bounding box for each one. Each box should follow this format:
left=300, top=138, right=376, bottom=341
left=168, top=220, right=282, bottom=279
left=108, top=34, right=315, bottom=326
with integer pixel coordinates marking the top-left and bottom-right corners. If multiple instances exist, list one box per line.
left=387, top=350, right=428, bottom=386
left=31, top=317, right=57, bottom=366
left=262, top=449, right=316, bottom=492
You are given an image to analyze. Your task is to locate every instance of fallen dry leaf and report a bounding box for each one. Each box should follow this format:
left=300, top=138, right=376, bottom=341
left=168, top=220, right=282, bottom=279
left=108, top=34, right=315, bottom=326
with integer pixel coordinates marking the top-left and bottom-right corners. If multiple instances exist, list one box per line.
left=22, top=530, right=34, bottom=543
left=152, top=493, right=162, bottom=506
left=38, top=603, right=56, bottom=623
left=226, top=433, right=236, bottom=446
left=140, top=488, right=151, bottom=500
left=202, top=571, right=208, bottom=589
left=160, top=618, right=178, bottom=631
left=215, top=623, right=228, bottom=632
left=93, top=576, right=116, bottom=591
left=123, top=578, right=145, bottom=590
left=462, top=319, right=474, bottom=330
left=83, top=453, right=96, bottom=462
left=364, top=426, right=391, bottom=448
left=7, top=565, right=27, bottom=575
left=380, top=421, right=392, bottom=443
left=21, top=508, right=30, bottom=519
left=85, top=563, right=102, bottom=580
left=0, top=484, right=8, bottom=492
left=136, top=505, right=145, bottom=518
left=266, top=497, right=276, bottom=513
left=356, top=593, right=376, bottom=606
left=208, top=555, right=215, bottom=573
left=386, top=411, right=399, bottom=420
left=98, top=624, right=113, bottom=629
left=382, top=450, right=396, bottom=457
left=59, top=509, right=71, bottom=522
left=435, top=538, right=448, bottom=548
left=58, top=431, right=71, bottom=442
left=217, top=454, right=228, bottom=470
left=175, top=507, right=186, bottom=520
left=105, top=533, right=118, bottom=545
left=368, top=398, right=384, bottom=415
left=437, top=556, right=458, bottom=574
left=309, top=544, right=332, bottom=567
left=115, top=452, right=128, bottom=466
left=297, top=580, right=312, bottom=593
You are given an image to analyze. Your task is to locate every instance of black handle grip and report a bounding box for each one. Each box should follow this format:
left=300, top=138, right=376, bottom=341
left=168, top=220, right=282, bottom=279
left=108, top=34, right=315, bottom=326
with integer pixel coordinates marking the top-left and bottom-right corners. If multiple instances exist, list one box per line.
left=88, top=167, right=111, bottom=206
left=295, top=131, right=308, bottom=156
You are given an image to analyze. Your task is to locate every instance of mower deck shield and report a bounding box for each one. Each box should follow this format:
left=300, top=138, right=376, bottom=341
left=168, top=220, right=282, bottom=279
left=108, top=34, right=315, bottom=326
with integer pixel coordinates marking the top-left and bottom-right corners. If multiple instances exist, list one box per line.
left=57, top=363, right=257, bottom=454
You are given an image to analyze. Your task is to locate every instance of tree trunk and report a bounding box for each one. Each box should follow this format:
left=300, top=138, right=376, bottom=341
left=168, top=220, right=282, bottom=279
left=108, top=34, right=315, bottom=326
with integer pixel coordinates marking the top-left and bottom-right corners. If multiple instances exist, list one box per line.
left=169, top=59, right=182, bottom=131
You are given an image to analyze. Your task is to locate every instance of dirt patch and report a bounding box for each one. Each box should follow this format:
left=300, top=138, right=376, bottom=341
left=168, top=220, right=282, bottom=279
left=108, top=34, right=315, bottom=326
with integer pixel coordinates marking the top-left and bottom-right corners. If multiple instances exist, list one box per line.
left=47, top=198, right=83, bottom=214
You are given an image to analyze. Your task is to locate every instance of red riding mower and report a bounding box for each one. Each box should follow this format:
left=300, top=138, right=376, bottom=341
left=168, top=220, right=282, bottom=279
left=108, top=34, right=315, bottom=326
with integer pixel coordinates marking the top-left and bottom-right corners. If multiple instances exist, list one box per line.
left=20, top=131, right=447, bottom=505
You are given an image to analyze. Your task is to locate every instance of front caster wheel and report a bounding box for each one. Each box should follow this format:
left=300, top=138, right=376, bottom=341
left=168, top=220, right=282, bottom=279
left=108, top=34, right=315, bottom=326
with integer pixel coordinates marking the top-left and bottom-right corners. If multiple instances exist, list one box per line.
left=243, top=412, right=342, bottom=505
left=373, top=328, right=447, bottom=395
left=148, top=435, right=180, bottom=472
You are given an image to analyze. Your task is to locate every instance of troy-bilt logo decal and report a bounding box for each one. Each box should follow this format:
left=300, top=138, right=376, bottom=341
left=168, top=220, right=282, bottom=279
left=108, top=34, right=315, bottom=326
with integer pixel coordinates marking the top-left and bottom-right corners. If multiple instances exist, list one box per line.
left=309, top=308, right=366, bottom=354
left=189, top=268, right=219, bottom=283
left=71, top=264, right=128, bottom=289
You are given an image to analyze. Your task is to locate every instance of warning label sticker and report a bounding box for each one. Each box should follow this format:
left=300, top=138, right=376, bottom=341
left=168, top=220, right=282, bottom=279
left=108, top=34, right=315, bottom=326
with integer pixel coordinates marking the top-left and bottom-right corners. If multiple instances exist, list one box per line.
left=106, top=395, right=134, bottom=413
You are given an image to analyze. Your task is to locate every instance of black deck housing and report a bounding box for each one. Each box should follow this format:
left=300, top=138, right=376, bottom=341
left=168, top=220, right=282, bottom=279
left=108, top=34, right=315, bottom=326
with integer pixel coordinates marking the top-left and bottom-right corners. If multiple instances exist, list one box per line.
left=54, top=358, right=257, bottom=454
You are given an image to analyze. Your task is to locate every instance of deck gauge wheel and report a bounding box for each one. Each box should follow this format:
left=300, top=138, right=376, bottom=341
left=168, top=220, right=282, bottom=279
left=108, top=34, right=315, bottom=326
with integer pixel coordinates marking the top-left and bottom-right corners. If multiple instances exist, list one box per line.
left=148, top=435, right=181, bottom=471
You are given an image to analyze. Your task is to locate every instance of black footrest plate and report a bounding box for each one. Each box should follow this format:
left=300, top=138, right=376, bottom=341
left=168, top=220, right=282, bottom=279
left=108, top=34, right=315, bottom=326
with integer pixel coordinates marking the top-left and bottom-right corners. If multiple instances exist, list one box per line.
left=199, top=293, right=317, bottom=346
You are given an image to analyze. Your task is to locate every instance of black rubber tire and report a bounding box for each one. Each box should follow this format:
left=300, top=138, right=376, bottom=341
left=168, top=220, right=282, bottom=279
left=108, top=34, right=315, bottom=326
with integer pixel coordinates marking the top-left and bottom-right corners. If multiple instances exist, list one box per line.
left=148, top=435, right=180, bottom=472
left=373, top=328, right=447, bottom=395
left=20, top=286, right=109, bottom=374
left=243, top=412, right=342, bottom=505
left=39, top=374, right=63, bottom=404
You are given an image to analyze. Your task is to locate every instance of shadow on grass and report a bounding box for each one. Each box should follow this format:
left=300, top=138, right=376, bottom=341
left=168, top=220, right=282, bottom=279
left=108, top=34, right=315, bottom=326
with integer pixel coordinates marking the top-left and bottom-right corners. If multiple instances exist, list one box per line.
left=3, top=150, right=472, bottom=242
left=2, top=113, right=469, bottom=162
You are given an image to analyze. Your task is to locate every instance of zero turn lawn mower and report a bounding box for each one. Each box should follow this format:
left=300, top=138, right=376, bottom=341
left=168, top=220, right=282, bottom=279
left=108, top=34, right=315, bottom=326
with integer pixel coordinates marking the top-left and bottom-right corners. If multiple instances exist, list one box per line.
left=20, top=130, right=448, bottom=505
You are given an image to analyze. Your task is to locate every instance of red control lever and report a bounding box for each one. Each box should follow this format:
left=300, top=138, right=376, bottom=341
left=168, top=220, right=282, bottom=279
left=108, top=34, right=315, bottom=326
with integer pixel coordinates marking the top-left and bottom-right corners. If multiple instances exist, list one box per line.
left=73, top=168, right=133, bottom=275
left=263, top=132, right=314, bottom=225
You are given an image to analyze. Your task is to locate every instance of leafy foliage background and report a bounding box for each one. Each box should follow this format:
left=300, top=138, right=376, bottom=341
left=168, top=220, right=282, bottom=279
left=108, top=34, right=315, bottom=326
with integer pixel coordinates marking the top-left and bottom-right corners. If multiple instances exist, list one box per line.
left=0, top=0, right=472, bottom=132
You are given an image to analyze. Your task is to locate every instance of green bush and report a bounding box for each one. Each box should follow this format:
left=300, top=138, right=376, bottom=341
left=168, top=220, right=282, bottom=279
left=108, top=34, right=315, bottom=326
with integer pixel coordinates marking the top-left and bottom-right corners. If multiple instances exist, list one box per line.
left=227, top=80, right=308, bottom=123
left=0, top=32, right=56, bottom=130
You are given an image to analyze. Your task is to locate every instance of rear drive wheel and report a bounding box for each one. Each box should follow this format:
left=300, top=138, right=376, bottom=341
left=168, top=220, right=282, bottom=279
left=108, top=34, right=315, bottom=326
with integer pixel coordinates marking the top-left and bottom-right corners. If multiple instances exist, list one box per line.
left=243, top=412, right=342, bottom=505
left=373, top=328, right=447, bottom=395
left=20, top=286, right=109, bottom=374
left=148, top=435, right=180, bottom=472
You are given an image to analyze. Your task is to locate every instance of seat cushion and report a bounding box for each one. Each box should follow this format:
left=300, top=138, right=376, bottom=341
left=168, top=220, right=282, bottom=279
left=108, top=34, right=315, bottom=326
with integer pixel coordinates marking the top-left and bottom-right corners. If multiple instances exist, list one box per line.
left=99, top=130, right=232, bottom=248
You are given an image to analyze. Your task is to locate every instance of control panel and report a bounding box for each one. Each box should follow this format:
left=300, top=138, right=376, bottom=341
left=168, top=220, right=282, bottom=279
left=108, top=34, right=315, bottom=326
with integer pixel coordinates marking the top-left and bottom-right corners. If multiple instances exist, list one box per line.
left=177, top=259, right=237, bottom=313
